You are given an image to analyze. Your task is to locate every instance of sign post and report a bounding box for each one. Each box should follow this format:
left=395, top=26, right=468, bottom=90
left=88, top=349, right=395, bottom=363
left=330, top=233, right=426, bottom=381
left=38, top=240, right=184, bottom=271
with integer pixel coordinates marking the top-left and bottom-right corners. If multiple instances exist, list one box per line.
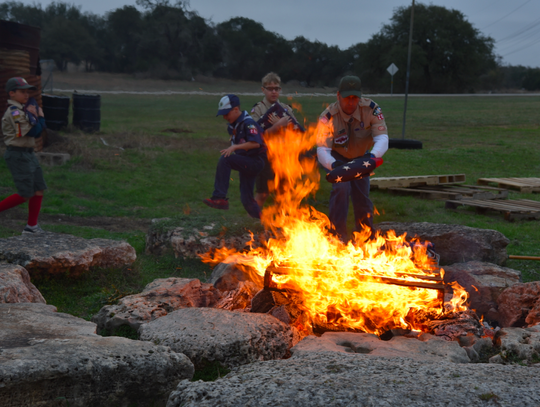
left=386, top=63, right=399, bottom=96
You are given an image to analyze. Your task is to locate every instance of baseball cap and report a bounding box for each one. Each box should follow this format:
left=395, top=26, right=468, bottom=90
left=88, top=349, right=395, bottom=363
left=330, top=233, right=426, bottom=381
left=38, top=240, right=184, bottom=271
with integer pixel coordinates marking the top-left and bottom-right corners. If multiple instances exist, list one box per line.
left=216, top=94, right=240, bottom=116
left=6, top=77, right=36, bottom=93
left=338, top=76, right=362, bottom=98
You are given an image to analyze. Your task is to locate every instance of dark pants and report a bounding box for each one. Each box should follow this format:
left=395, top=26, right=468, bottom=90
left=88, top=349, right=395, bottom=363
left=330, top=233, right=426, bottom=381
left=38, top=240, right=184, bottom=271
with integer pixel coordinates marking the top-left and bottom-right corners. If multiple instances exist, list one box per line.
left=327, top=152, right=373, bottom=242
left=213, top=153, right=265, bottom=218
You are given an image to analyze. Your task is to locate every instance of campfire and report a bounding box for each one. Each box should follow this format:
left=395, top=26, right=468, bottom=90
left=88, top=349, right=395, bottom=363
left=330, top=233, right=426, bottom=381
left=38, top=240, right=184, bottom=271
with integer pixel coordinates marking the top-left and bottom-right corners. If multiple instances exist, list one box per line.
left=201, top=122, right=477, bottom=340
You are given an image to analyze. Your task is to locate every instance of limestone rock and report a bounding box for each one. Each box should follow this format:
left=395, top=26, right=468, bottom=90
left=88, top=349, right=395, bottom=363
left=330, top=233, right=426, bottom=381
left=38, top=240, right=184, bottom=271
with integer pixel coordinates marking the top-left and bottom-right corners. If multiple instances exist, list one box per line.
left=0, top=263, right=45, bottom=303
left=443, top=261, right=521, bottom=320
left=497, top=281, right=540, bottom=327
left=0, top=303, right=194, bottom=407
left=0, top=232, right=136, bottom=275
left=376, top=222, right=509, bottom=265
left=139, top=307, right=293, bottom=367
left=291, top=332, right=470, bottom=363
left=209, top=262, right=263, bottom=291
left=145, top=225, right=265, bottom=258
left=166, top=352, right=540, bottom=407
left=494, top=327, right=540, bottom=362
left=92, top=277, right=222, bottom=335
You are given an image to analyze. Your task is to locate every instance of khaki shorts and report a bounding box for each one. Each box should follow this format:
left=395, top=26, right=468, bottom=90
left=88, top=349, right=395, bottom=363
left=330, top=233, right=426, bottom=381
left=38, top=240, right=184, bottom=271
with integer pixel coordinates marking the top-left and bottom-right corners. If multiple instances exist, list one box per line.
left=4, top=147, right=47, bottom=198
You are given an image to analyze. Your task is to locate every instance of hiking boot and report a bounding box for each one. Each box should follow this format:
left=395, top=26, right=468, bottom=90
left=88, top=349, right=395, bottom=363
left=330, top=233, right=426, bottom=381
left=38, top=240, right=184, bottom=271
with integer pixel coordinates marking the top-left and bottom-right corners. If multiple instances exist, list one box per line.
left=203, top=197, right=229, bottom=210
left=22, top=225, right=45, bottom=235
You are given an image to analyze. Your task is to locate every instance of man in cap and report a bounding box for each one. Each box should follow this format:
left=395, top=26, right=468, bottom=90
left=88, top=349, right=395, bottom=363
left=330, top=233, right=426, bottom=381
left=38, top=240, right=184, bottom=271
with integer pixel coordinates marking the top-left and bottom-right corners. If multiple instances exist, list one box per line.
left=0, top=77, right=48, bottom=234
left=203, top=94, right=266, bottom=219
left=316, top=75, right=389, bottom=241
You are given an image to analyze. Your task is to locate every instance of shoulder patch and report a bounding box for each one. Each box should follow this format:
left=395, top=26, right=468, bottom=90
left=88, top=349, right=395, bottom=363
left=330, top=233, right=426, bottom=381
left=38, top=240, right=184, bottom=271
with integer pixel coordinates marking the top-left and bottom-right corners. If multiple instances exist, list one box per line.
left=325, top=112, right=332, bottom=120
left=369, top=101, right=376, bottom=109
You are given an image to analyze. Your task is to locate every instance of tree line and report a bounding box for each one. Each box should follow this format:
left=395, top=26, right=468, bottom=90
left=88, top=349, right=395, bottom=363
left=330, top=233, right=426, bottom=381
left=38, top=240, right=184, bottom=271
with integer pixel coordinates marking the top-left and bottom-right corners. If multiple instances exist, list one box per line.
left=1, top=0, right=539, bottom=92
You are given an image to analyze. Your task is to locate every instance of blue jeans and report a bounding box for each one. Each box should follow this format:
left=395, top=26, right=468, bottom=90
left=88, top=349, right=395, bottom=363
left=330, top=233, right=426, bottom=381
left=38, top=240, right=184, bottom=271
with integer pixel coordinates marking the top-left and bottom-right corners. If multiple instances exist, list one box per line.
left=212, top=153, right=264, bottom=218
left=328, top=174, right=373, bottom=242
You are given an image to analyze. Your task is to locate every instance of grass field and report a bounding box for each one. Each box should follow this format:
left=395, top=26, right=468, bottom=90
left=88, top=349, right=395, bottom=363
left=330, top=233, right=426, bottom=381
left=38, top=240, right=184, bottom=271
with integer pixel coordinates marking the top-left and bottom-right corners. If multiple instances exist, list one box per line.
left=2, top=75, right=539, bottom=320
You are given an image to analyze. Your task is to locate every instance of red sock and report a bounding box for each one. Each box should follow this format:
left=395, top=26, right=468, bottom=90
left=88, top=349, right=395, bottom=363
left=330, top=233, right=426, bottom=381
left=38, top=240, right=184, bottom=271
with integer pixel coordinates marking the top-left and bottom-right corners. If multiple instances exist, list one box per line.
left=0, top=194, right=26, bottom=212
left=27, top=195, right=43, bottom=227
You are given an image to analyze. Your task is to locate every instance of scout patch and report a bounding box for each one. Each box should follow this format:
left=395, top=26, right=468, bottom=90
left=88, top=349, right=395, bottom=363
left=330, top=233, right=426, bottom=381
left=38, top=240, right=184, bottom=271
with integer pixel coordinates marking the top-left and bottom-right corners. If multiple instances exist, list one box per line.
left=377, top=114, right=384, bottom=120
left=247, top=124, right=258, bottom=135
left=11, top=109, right=21, bottom=120
left=334, top=133, right=349, bottom=145
left=360, top=121, right=364, bottom=129
left=320, top=116, right=329, bottom=124
left=378, top=126, right=386, bottom=131
left=373, top=106, right=382, bottom=116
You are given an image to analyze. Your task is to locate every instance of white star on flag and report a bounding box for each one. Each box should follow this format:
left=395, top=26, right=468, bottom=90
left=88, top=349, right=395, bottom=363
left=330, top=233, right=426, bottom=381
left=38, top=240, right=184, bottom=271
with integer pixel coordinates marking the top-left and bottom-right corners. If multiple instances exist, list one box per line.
left=335, top=176, right=343, bottom=182
left=348, top=161, right=355, bottom=164
left=362, top=161, right=371, bottom=168
left=343, top=166, right=350, bottom=171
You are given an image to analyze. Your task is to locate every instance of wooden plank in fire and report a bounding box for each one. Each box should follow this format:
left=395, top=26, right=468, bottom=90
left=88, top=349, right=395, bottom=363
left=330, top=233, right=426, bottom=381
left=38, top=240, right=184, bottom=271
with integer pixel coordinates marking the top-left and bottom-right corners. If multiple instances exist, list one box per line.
left=370, top=174, right=466, bottom=190
left=267, top=265, right=445, bottom=291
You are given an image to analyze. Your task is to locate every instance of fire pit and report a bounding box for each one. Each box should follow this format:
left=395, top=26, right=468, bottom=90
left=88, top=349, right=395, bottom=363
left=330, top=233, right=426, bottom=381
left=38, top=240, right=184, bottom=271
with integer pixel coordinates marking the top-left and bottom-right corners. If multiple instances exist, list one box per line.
left=201, top=124, right=479, bottom=341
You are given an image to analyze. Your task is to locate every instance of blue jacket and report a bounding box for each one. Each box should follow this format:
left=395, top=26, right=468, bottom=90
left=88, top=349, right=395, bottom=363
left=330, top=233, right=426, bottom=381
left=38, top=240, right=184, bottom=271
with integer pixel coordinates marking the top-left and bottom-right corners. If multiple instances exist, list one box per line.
left=227, top=111, right=266, bottom=157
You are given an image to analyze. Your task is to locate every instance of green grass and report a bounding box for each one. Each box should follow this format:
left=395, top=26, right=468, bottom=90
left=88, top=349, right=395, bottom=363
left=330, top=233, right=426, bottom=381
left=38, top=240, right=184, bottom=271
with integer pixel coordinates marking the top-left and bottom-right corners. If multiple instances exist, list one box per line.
left=3, top=92, right=538, bottom=318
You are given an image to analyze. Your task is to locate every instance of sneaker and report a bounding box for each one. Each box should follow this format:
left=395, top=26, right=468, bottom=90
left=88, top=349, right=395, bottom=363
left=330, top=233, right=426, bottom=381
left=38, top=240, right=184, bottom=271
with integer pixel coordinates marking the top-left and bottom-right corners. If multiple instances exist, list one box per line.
left=203, top=197, right=229, bottom=210
left=22, top=225, right=45, bottom=235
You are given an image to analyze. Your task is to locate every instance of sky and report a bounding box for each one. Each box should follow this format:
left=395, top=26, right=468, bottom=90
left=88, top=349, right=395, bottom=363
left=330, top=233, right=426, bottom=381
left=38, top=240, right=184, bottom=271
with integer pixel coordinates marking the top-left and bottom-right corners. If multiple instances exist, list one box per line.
left=15, top=0, right=540, bottom=68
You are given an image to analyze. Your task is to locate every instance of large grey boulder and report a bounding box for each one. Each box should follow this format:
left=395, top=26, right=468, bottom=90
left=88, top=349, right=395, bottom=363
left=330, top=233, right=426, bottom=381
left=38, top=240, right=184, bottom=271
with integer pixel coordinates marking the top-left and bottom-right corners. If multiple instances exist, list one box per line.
left=376, top=222, right=509, bottom=265
left=0, top=263, right=45, bottom=303
left=0, top=303, right=194, bottom=407
left=443, top=261, right=521, bottom=321
left=209, top=262, right=263, bottom=291
left=92, top=277, right=223, bottom=335
left=490, top=326, right=540, bottom=363
left=139, top=307, right=293, bottom=367
left=291, top=331, right=470, bottom=363
left=497, top=282, right=540, bottom=327
left=166, top=352, right=540, bottom=407
left=0, top=232, right=136, bottom=275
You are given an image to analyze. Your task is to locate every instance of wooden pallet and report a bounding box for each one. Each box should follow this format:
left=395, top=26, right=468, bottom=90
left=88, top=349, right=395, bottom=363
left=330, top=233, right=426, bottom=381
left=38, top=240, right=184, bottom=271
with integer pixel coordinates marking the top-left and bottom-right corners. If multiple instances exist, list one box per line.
left=477, top=178, right=540, bottom=193
left=445, top=198, right=540, bottom=221
left=371, top=174, right=466, bottom=190
left=388, top=184, right=508, bottom=201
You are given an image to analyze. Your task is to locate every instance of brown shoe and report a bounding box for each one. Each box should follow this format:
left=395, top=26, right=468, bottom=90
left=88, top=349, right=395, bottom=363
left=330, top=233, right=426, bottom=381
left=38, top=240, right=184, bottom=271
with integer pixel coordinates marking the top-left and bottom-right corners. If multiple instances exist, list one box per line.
left=203, top=197, right=229, bottom=210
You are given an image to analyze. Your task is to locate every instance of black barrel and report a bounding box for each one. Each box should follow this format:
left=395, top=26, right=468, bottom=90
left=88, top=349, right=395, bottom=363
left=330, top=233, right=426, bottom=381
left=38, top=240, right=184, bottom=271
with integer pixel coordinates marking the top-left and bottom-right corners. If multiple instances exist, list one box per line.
left=41, top=94, right=69, bottom=130
left=72, top=93, right=100, bottom=132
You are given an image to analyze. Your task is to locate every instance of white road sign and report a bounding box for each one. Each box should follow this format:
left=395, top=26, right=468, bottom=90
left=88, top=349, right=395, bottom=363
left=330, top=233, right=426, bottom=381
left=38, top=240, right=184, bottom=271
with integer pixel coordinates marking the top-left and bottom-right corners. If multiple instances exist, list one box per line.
left=387, top=63, right=399, bottom=76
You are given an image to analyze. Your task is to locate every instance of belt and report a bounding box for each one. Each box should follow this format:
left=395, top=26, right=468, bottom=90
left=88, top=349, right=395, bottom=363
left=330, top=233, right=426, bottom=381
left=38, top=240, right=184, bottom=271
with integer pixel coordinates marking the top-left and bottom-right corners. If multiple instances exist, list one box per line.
left=7, top=146, right=34, bottom=152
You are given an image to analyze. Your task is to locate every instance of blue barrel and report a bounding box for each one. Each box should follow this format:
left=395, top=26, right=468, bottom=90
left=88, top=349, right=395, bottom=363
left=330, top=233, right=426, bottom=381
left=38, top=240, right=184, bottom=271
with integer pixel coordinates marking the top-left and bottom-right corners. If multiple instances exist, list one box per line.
left=72, top=93, right=100, bottom=132
left=42, top=94, right=69, bottom=130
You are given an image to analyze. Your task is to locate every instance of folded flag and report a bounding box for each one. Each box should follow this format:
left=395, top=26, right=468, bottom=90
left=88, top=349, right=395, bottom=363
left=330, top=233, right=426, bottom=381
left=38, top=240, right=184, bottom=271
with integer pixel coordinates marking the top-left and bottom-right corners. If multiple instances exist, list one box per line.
left=326, top=155, right=384, bottom=183
left=257, top=103, right=305, bottom=132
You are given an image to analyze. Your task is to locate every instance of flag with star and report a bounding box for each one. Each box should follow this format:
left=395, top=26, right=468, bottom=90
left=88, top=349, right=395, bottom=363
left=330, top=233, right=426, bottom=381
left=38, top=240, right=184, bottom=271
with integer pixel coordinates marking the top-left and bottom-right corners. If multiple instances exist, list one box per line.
left=326, top=155, right=384, bottom=183
left=256, top=103, right=305, bottom=132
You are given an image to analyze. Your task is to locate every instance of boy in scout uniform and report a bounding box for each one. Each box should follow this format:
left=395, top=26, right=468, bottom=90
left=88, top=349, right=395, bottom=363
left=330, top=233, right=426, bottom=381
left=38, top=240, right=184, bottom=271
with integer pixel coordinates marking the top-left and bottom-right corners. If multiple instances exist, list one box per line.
left=251, top=72, right=298, bottom=207
left=317, top=75, right=389, bottom=242
left=1, top=77, right=48, bottom=234
left=203, top=94, right=266, bottom=219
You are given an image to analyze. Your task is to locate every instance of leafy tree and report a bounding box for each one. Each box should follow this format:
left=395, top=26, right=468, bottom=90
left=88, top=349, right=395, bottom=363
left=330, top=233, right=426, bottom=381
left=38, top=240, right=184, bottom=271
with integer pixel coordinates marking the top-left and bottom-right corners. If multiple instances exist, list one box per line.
left=216, top=17, right=293, bottom=81
left=360, top=3, right=497, bottom=93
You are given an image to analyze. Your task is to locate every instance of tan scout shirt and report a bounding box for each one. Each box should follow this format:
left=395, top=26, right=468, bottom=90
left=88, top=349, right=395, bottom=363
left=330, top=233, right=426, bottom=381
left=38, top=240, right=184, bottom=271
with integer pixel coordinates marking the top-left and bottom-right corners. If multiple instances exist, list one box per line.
left=1, top=100, right=36, bottom=148
left=250, top=97, right=297, bottom=122
left=317, top=98, right=387, bottom=160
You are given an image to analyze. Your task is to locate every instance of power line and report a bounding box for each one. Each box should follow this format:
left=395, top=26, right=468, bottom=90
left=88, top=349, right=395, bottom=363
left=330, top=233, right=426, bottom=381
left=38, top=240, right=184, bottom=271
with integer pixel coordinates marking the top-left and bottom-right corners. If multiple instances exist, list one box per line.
left=481, top=0, right=533, bottom=30
left=502, top=36, right=540, bottom=58
left=495, top=15, right=540, bottom=43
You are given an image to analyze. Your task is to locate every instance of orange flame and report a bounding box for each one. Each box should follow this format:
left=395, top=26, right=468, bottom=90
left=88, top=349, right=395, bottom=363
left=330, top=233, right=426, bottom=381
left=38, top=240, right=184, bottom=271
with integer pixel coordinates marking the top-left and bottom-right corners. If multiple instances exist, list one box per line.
left=202, top=120, right=467, bottom=335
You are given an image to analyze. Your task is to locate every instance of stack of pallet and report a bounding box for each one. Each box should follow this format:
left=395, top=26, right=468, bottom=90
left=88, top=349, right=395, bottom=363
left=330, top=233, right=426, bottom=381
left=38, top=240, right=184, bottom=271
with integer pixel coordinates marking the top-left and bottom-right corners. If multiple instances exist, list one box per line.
left=370, top=175, right=540, bottom=221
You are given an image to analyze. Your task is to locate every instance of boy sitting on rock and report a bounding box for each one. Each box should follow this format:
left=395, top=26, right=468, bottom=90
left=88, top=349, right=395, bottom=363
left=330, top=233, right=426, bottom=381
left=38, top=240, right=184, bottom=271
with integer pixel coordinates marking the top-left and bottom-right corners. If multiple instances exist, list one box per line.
left=203, top=94, right=266, bottom=219
left=0, top=77, right=47, bottom=234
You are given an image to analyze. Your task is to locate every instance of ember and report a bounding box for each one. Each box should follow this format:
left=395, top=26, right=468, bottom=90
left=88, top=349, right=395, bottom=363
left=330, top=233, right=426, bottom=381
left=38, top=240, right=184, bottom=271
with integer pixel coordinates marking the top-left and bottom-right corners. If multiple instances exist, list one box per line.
left=201, top=122, right=470, bottom=337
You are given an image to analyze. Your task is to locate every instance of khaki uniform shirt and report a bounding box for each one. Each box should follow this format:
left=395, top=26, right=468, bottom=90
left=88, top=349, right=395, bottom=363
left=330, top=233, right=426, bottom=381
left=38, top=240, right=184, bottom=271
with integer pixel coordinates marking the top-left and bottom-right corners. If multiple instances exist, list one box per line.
left=1, top=100, right=36, bottom=148
left=317, top=98, right=387, bottom=160
left=250, top=97, right=298, bottom=122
